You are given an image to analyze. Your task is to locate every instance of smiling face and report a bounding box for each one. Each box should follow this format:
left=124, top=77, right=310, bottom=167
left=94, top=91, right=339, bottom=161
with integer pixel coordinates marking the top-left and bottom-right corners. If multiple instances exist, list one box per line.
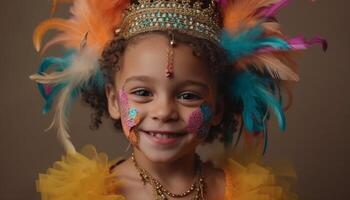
left=106, top=33, right=222, bottom=162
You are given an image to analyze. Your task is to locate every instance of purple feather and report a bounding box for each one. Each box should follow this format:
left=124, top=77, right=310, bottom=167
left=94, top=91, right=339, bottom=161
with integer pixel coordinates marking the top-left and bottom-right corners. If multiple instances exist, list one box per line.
left=288, top=36, right=328, bottom=51
left=258, top=36, right=328, bottom=53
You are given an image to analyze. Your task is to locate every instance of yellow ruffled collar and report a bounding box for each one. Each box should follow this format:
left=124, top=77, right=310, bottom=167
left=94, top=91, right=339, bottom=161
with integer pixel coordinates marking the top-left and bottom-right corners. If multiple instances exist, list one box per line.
left=37, top=145, right=298, bottom=200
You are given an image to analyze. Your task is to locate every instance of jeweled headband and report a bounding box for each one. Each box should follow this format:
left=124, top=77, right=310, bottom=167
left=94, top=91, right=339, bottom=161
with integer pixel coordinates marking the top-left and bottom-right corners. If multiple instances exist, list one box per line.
left=30, top=0, right=327, bottom=154
left=117, top=0, right=221, bottom=44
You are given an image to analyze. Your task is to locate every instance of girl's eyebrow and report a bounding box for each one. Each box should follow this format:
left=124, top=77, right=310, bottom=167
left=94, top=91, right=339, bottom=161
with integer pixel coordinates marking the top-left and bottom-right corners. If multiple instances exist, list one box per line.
left=125, top=76, right=153, bottom=84
left=123, top=75, right=153, bottom=90
left=123, top=76, right=209, bottom=91
left=177, top=80, right=209, bottom=92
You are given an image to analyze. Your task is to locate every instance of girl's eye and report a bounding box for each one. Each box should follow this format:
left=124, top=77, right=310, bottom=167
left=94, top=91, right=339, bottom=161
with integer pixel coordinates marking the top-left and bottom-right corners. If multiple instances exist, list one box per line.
left=178, top=92, right=201, bottom=100
left=131, top=89, right=152, bottom=97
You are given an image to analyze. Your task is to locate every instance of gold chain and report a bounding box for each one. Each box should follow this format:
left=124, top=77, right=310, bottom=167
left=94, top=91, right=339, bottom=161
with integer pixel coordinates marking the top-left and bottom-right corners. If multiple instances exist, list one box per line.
left=131, top=153, right=205, bottom=200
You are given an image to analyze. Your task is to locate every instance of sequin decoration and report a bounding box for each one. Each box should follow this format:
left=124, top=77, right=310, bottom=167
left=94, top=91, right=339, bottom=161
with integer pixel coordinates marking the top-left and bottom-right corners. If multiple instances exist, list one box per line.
left=118, top=90, right=141, bottom=145
left=187, top=104, right=213, bottom=138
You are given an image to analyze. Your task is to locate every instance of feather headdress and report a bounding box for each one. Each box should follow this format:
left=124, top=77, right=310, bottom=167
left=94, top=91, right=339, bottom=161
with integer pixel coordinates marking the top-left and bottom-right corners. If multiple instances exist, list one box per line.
left=31, top=0, right=129, bottom=154
left=31, top=0, right=326, bottom=154
left=218, top=0, right=326, bottom=152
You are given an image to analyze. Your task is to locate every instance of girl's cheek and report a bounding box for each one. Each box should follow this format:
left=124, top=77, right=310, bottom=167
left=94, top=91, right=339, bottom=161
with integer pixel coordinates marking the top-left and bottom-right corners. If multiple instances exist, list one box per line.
left=186, top=104, right=213, bottom=138
left=118, top=90, right=141, bottom=145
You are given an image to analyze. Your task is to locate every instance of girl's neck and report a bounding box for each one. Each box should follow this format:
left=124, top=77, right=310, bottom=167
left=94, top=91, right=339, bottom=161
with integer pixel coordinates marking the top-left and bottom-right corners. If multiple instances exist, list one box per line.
left=132, top=148, right=198, bottom=189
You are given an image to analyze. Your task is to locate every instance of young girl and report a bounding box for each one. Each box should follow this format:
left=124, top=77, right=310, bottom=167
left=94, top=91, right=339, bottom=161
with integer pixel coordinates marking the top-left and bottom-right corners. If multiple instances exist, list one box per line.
left=31, top=0, right=326, bottom=199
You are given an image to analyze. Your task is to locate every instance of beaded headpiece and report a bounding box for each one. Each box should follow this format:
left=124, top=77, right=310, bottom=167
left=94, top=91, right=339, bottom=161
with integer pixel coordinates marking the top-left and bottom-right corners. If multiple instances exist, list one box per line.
left=117, top=0, right=221, bottom=44
left=31, top=0, right=327, bottom=154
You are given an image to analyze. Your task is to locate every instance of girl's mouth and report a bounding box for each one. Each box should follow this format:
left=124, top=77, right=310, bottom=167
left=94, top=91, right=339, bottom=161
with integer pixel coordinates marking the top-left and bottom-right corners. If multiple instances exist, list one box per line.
left=141, top=130, right=186, bottom=145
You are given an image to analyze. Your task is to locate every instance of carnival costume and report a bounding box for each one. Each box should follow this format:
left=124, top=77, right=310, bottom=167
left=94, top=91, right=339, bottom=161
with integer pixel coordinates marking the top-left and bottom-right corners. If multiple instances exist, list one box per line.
left=31, top=0, right=327, bottom=199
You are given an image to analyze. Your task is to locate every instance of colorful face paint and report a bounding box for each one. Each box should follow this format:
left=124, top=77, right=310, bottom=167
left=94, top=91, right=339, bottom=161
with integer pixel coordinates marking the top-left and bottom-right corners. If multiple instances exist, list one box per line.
left=186, top=104, right=213, bottom=138
left=118, top=90, right=141, bottom=145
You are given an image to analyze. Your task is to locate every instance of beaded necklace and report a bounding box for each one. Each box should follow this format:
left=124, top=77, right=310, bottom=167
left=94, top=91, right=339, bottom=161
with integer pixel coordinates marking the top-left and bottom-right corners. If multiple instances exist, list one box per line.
left=131, top=153, right=205, bottom=200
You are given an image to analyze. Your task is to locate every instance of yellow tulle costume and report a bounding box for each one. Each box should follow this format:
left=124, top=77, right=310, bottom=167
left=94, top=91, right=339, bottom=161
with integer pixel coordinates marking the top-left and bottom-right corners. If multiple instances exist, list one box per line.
left=37, top=145, right=298, bottom=200
left=36, top=145, right=125, bottom=200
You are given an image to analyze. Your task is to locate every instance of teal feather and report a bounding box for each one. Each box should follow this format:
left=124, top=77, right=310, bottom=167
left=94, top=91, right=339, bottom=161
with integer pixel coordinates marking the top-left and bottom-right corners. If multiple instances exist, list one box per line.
left=37, top=57, right=67, bottom=100
left=38, top=50, right=75, bottom=74
left=36, top=50, right=76, bottom=113
left=220, top=25, right=290, bottom=62
left=230, top=70, right=286, bottom=133
left=42, top=83, right=66, bottom=114
left=36, top=49, right=105, bottom=115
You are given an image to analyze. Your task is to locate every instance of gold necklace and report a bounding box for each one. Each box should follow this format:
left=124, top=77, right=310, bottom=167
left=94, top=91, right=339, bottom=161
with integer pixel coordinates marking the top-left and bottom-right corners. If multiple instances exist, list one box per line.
left=131, top=153, right=205, bottom=200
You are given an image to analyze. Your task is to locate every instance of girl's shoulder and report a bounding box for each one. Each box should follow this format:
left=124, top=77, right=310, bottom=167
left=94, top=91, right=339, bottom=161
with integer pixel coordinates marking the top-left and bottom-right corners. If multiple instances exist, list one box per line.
left=36, top=145, right=298, bottom=200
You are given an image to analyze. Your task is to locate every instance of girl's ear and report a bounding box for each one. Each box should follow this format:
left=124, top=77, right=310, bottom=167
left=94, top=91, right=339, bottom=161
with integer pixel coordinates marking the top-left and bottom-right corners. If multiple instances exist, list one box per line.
left=211, top=97, right=224, bottom=126
left=105, top=84, right=121, bottom=119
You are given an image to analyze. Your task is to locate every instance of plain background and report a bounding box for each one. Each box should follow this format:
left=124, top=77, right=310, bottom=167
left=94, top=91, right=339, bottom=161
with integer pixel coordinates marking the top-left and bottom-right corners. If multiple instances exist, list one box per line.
left=0, top=0, right=349, bottom=199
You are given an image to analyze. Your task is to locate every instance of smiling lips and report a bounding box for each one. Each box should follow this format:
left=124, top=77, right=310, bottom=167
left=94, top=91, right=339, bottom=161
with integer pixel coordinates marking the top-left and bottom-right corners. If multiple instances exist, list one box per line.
left=141, top=130, right=186, bottom=145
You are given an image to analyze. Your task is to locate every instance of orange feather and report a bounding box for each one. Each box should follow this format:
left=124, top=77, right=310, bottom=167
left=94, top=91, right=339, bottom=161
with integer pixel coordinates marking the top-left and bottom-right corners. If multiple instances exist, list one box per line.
left=223, top=0, right=280, bottom=32
left=34, top=0, right=129, bottom=54
left=33, top=18, right=79, bottom=52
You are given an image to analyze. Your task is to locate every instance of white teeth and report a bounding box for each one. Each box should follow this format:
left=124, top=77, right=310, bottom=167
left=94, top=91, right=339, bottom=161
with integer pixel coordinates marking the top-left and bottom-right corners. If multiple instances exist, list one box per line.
left=148, top=132, right=183, bottom=139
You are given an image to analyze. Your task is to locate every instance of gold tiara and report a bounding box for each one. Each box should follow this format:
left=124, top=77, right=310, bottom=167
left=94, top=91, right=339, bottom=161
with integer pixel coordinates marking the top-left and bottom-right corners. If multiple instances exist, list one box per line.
left=117, top=0, right=221, bottom=44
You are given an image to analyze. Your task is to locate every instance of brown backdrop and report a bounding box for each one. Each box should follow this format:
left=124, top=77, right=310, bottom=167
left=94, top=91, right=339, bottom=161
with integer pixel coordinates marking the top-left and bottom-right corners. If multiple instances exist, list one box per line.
left=0, top=0, right=349, bottom=199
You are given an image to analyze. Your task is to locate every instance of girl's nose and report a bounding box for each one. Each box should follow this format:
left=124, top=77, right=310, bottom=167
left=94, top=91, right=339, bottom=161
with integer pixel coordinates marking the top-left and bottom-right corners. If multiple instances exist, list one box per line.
left=150, top=96, right=179, bottom=123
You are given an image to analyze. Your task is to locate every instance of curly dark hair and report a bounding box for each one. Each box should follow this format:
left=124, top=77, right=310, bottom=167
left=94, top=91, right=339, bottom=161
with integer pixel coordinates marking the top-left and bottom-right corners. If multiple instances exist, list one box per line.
left=81, top=30, right=242, bottom=143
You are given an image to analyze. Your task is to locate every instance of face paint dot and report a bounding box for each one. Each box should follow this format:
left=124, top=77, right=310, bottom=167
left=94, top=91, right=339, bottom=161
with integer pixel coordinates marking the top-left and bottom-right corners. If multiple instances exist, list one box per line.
left=118, top=90, right=129, bottom=106
left=129, top=108, right=138, bottom=120
left=117, top=90, right=141, bottom=146
left=187, top=109, right=204, bottom=134
left=127, top=108, right=140, bottom=128
left=186, top=104, right=214, bottom=138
